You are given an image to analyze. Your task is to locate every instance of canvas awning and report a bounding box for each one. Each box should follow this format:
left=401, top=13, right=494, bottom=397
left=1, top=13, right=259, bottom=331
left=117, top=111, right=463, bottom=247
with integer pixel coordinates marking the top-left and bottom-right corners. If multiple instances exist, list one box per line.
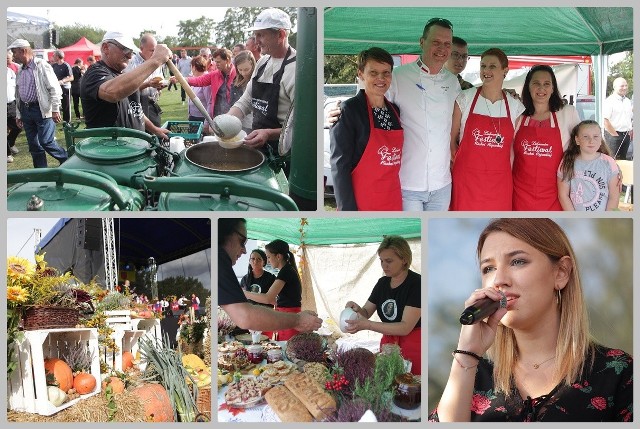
left=324, top=7, right=632, bottom=56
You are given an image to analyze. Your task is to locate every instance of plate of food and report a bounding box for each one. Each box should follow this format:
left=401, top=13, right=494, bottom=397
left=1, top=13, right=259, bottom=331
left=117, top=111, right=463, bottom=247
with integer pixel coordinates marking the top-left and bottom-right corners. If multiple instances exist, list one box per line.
left=224, top=377, right=271, bottom=409
left=235, top=333, right=269, bottom=345
left=259, top=360, right=298, bottom=386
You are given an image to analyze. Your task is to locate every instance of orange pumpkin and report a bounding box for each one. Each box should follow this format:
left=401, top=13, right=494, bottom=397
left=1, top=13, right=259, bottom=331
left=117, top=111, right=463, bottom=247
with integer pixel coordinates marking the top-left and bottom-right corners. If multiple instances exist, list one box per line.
left=137, top=310, right=153, bottom=319
left=132, top=383, right=175, bottom=422
left=102, top=376, right=126, bottom=394
left=122, top=351, right=134, bottom=371
left=73, top=372, right=97, bottom=394
left=44, top=358, right=73, bottom=393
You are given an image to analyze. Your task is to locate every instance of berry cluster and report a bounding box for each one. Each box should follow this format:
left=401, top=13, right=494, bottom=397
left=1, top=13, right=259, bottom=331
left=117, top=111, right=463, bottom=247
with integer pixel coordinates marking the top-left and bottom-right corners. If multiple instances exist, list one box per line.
left=325, top=373, right=349, bottom=391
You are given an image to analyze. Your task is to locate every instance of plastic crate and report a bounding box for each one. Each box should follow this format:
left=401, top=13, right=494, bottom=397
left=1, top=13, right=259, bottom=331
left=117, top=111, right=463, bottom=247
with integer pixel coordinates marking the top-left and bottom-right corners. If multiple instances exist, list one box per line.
left=7, top=328, right=101, bottom=415
left=161, top=120, right=204, bottom=145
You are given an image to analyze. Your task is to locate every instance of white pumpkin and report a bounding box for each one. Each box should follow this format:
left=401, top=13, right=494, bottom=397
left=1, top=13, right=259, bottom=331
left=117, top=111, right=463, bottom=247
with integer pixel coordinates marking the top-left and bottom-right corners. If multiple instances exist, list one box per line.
left=48, top=385, right=67, bottom=407
left=212, top=114, right=242, bottom=139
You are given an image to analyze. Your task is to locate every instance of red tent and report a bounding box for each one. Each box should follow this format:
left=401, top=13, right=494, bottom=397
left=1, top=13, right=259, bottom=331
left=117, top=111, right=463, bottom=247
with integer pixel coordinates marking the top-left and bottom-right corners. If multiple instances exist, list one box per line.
left=55, top=37, right=102, bottom=63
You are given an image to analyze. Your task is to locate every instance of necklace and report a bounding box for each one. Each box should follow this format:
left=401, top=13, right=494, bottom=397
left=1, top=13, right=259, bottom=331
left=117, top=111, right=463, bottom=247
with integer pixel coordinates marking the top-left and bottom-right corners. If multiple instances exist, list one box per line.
left=482, top=92, right=503, bottom=144
left=521, top=355, right=556, bottom=370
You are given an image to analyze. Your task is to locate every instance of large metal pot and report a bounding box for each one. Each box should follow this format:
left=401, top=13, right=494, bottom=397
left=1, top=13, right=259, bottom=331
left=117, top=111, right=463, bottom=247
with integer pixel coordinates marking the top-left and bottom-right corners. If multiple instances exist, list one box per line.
left=184, top=142, right=265, bottom=172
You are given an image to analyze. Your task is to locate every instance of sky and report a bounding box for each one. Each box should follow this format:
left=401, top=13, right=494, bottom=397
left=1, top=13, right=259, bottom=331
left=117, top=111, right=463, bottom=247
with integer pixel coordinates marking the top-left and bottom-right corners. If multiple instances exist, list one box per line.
left=7, top=7, right=229, bottom=39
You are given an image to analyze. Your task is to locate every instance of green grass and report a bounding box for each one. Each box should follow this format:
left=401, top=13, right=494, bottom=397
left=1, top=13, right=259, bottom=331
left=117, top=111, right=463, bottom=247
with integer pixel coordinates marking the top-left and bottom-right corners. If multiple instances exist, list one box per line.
left=8, top=85, right=190, bottom=171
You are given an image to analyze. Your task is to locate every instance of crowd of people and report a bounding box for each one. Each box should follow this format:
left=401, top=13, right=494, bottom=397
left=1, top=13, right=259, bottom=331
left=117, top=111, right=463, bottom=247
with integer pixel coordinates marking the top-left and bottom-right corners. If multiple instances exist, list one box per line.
left=7, top=8, right=296, bottom=174
left=328, top=17, right=632, bottom=212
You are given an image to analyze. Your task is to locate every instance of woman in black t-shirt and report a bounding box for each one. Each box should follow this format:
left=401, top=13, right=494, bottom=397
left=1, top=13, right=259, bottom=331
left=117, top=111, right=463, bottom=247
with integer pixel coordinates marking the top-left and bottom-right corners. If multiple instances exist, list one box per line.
left=241, top=249, right=276, bottom=308
left=344, top=235, right=421, bottom=374
left=244, top=239, right=302, bottom=341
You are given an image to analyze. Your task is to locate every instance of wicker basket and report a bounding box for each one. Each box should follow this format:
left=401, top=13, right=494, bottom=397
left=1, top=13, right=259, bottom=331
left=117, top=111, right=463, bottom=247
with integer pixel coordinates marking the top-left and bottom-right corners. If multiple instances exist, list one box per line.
left=23, top=306, right=79, bottom=330
left=196, top=385, right=211, bottom=418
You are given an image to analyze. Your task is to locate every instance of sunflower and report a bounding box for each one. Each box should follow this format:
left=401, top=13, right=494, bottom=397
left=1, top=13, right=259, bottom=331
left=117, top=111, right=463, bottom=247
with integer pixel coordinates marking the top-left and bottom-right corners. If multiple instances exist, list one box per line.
left=7, top=285, right=29, bottom=304
left=7, top=256, right=35, bottom=283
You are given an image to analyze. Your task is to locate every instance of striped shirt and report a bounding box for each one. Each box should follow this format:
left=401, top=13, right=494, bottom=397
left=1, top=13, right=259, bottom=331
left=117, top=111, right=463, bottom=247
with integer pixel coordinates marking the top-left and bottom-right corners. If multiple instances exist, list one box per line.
left=17, top=60, right=38, bottom=103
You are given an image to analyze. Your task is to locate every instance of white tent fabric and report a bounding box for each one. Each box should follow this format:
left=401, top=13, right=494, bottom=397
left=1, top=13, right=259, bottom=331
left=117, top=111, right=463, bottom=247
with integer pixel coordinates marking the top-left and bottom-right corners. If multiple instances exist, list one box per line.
left=302, top=239, right=422, bottom=349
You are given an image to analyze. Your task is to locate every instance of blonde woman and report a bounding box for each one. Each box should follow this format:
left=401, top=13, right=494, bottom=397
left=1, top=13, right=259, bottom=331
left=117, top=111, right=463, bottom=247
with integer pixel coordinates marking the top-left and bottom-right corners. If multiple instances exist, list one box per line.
left=431, top=218, right=632, bottom=422
left=230, top=50, right=256, bottom=131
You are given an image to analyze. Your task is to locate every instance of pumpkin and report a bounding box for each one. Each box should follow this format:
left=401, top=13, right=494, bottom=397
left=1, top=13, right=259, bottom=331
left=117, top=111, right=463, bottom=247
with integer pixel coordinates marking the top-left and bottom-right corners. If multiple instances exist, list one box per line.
left=137, top=310, right=153, bottom=319
left=131, top=383, right=175, bottom=422
left=44, top=358, right=73, bottom=393
left=181, top=354, right=206, bottom=371
left=122, top=351, right=134, bottom=370
left=73, top=372, right=97, bottom=394
left=102, top=376, right=126, bottom=394
left=47, top=385, right=67, bottom=407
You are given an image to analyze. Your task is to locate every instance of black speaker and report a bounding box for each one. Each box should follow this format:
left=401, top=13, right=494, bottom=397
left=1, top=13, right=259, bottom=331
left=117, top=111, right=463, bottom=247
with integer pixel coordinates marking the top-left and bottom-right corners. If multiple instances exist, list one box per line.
left=77, top=219, right=102, bottom=251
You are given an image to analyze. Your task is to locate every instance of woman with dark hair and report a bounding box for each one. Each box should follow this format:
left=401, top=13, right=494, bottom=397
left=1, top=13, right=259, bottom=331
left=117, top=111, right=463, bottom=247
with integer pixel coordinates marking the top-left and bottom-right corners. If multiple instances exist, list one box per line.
left=244, top=239, right=302, bottom=340
left=240, top=248, right=276, bottom=308
left=343, top=235, right=421, bottom=374
left=450, top=48, right=525, bottom=211
left=512, top=65, right=580, bottom=210
left=430, top=218, right=632, bottom=421
left=218, top=219, right=321, bottom=335
left=330, top=46, right=404, bottom=211
left=187, top=55, right=212, bottom=125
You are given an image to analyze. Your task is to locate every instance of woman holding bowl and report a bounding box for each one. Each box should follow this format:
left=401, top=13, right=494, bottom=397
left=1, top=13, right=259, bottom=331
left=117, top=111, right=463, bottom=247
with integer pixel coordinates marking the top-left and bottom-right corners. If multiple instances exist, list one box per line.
left=512, top=65, right=580, bottom=210
left=344, top=235, right=421, bottom=374
left=450, top=48, right=525, bottom=211
left=243, top=239, right=302, bottom=341
left=330, top=47, right=403, bottom=211
left=430, top=218, right=632, bottom=421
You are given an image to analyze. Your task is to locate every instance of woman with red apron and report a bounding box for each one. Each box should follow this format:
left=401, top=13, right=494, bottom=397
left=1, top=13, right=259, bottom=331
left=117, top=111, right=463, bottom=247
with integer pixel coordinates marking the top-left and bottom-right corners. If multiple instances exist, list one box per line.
left=513, top=113, right=564, bottom=210
left=512, top=65, right=580, bottom=211
left=330, top=47, right=403, bottom=211
left=343, top=236, right=421, bottom=375
left=451, top=87, right=515, bottom=211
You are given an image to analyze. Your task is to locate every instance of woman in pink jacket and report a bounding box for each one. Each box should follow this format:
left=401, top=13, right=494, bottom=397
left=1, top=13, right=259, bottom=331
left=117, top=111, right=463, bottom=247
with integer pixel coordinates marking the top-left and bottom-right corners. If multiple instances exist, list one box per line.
left=186, top=47, right=236, bottom=118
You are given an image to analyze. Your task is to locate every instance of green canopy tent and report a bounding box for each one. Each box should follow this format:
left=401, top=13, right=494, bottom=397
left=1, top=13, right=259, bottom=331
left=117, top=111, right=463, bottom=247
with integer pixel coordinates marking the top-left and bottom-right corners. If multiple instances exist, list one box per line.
left=241, top=217, right=422, bottom=347
left=324, top=7, right=632, bottom=119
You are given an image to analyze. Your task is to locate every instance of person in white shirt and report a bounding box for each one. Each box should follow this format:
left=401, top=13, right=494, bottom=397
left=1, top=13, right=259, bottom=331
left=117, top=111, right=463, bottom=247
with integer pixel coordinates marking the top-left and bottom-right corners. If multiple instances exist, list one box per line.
left=602, top=77, right=633, bottom=160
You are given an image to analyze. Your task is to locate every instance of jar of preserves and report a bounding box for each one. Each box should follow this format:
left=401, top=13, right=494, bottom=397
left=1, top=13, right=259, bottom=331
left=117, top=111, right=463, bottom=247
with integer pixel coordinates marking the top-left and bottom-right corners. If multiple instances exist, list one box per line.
left=393, top=373, right=421, bottom=410
left=247, top=344, right=264, bottom=364
left=266, top=348, right=283, bottom=363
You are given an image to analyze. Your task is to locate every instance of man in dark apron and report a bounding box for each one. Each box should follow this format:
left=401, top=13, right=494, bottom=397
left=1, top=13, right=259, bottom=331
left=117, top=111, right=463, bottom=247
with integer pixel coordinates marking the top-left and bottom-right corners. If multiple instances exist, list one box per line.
left=228, top=8, right=296, bottom=174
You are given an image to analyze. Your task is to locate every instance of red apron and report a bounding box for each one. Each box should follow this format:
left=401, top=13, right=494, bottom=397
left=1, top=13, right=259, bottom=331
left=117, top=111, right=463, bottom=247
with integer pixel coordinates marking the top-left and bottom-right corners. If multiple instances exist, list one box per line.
left=451, top=88, right=514, bottom=211
left=274, top=306, right=301, bottom=341
left=381, top=327, right=421, bottom=375
left=512, top=113, right=564, bottom=210
left=350, top=96, right=404, bottom=211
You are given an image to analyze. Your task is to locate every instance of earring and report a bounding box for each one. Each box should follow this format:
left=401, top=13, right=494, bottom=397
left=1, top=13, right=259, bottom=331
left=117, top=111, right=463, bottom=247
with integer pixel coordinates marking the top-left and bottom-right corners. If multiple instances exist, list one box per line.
left=556, top=289, right=562, bottom=306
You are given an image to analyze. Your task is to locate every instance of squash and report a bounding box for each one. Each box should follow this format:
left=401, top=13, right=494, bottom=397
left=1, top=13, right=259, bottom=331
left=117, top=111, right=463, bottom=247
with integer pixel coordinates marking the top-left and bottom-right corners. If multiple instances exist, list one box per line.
left=181, top=354, right=206, bottom=371
left=73, top=372, right=97, bottom=394
left=102, top=376, right=126, bottom=394
left=47, top=385, right=67, bottom=407
left=131, top=383, right=175, bottom=422
left=122, top=351, right=134, bottom=371
left=137, top=310, right=154, bottom=319
left=44, top=358, right=73, bottom=393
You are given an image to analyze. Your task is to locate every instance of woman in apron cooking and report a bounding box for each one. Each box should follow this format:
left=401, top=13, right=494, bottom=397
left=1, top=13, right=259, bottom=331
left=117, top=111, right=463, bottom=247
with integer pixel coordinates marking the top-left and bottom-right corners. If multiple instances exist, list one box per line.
left=450, top=48, right=525, bottom=211
left=330, top=47, right=404, bottom=211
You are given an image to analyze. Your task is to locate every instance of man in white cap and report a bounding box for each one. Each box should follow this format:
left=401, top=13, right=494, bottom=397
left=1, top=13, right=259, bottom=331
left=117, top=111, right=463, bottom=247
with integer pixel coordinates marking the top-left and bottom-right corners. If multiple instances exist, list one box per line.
left=80, top=31, right=171, bottom=138
left=229, top=8, right=295, bottom=158
left=8, top=38, right=68, bottom=168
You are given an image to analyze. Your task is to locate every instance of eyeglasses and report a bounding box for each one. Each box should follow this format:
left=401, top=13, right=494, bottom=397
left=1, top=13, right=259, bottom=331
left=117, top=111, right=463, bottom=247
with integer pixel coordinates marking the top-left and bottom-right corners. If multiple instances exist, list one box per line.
left=108, top=41, right=133, bottom=56
left=426, top=17, right=453, bottom=30
left=234, top=229, right=248, bottom=248
left=451, top=53, right=469, bottom=61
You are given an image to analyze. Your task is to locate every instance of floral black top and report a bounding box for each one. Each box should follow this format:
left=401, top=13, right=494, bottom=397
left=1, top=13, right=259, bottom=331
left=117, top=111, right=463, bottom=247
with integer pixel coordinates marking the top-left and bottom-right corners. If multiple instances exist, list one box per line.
left=429, top=345, right=633, bottom=422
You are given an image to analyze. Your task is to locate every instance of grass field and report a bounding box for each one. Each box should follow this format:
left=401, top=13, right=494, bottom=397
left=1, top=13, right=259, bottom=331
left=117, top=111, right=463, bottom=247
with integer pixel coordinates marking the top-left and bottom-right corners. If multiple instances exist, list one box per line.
left=7, top=85, right=189, bottom=171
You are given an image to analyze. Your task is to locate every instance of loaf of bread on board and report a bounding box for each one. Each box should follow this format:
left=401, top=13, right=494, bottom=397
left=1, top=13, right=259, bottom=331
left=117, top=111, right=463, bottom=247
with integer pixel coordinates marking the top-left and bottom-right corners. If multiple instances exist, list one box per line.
left=264, top=384, right=313, bottom=422
left=284, top=372, right=337, bottom=420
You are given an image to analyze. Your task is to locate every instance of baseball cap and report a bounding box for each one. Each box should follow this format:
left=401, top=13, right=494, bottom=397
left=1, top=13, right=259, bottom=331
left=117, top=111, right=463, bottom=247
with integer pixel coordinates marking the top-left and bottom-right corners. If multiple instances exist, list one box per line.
left=246, top=8, right=292, bottom=31
left=8, top=39, right=31, bottom=49
left=100, top=31, right=139, bottom=53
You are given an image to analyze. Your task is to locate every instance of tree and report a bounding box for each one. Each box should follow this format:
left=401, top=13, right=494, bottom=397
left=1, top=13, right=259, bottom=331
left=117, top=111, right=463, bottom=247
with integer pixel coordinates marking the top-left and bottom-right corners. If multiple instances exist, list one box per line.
left=608, top=51, right=633, bottom=97
left=324, top=55, right=358, bottom=84
left=56, top=23, right=106, bottom=49
left=177, top=16, right=216, bottom=47
left=157, top=276, right=210, bottom=301
left=214, top=7, right=298, bottom=50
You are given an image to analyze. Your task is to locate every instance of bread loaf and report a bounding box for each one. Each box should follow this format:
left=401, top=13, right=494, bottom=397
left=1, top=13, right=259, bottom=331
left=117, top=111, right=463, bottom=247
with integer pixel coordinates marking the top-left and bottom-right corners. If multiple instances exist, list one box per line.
left=284, top=372, right=337, bottom=420
left=264, top=385, right=313, bottom=422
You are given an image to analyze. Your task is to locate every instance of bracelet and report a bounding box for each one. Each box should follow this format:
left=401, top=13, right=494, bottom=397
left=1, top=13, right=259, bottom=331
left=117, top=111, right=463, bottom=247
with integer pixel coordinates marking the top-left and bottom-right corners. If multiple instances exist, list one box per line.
left=453, top=349, right=482, bottom=361
left=452, top=352, right=479, bottom=372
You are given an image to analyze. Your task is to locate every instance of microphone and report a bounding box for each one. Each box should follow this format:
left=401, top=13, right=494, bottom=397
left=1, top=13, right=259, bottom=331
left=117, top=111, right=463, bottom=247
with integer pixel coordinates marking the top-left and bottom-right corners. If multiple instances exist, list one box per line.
left=459, top=292, right=507, bottom=325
